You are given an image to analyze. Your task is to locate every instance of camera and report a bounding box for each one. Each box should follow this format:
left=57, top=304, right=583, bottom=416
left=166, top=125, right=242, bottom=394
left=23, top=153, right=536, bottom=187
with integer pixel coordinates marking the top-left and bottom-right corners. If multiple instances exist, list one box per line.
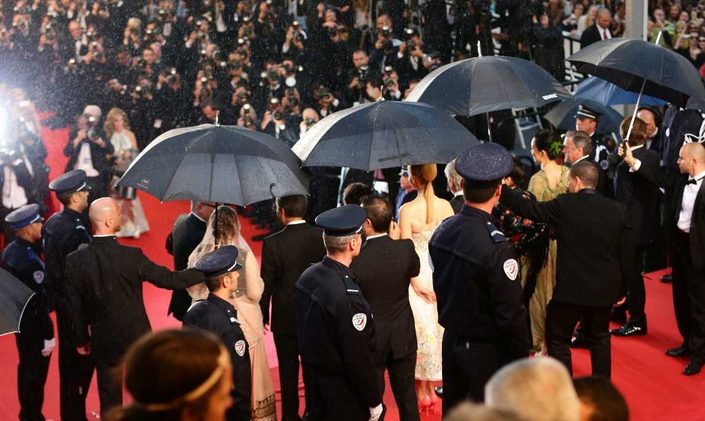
left=243, top=103, right=252, bottom=111
left=405, top=40, right=415, bottom=50
left=381, top=26, right=391, bottom=37
left=304, top=118, right=315, bottom=127
left=86, top=115, right=100, bottom=140
left=384, top=78, right=396, bottom=89
left=273, top=110, right=284, bottom=121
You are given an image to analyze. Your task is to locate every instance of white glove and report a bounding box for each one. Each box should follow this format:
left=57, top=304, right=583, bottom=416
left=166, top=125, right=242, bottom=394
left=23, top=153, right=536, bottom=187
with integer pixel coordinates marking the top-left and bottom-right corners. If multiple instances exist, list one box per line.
left=41, top=338, right=56, bottom=357
left=368, top=404, right=383, bottom=421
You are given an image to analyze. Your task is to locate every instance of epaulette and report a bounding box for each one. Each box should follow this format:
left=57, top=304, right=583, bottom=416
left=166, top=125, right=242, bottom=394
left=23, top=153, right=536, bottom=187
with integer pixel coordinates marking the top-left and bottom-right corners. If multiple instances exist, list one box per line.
left=484, top=220, right=507, bottom=243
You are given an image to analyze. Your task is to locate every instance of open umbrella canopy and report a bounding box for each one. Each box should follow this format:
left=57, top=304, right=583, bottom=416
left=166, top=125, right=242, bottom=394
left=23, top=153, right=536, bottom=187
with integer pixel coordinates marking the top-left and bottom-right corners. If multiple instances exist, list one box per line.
left=0, top=267, right=35, bottom=336
left=118, top=124, right=309, bottom=205
left=568, top=38, right=705, bottom=108
left=405, top=56, right=571, bottom=116
left=575, top=77, right=667, bottom=107
left=545, top=98, right=624, bottom=134
left=292, top=101, right=478, bottom=170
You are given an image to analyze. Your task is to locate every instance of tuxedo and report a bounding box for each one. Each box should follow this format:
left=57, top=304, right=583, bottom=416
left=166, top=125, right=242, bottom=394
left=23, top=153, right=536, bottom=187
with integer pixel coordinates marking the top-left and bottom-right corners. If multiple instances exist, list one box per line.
left=350, top=235, right=420, bottom=421
left=450, top=194, right=464, bottom=214
left=261, top=222, right=325, bottom=421
left=166, top=213, right=208, bottom=321
left=501, top=186, right=634, bottom=377
left=634, top=162, right=705, bottom=362
left=580, top=24, right=611, bottom=49
left=614, top=147, right=661, bottom=325
left=64, top=236, right=203, bottom=413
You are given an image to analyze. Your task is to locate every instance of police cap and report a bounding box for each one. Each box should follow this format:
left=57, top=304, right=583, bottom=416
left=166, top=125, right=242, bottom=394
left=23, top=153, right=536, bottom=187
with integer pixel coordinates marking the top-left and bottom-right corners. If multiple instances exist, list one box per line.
left=49, top=170, right=90, bottom=194
left=315, top=205, right=366, bottom=237
left=193, top=245, right=242, bottom=278
left=5, top=203, right=43, bottom=230
left=575, top=104, right=600, bottom=121
left=455, top=143, right=513, bottom=182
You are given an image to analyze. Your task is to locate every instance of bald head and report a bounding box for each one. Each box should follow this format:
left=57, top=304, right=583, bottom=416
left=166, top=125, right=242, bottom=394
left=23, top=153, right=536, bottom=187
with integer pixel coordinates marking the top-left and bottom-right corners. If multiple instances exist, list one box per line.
left=684, top=142, right=705, bottom=161
left=90, top=197, right=121, bottom=235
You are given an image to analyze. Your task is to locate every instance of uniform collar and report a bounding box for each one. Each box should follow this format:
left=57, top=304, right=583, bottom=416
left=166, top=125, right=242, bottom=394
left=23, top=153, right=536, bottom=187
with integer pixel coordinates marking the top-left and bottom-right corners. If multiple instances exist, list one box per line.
left=207, top=293, right=237, bottom=312
left=323, top=256, right=354, bottom=277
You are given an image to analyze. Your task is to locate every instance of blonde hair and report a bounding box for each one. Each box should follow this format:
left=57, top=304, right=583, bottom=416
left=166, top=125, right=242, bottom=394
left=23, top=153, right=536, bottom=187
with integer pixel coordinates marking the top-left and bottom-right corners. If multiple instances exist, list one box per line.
left=104, top=108, right=130, bottom=139
left=409, top=164, right=437, bottom=224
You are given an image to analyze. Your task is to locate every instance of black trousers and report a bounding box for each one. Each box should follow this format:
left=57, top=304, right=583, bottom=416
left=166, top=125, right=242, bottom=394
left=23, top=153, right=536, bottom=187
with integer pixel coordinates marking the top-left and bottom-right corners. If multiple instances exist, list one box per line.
left=626, top=245, right=648, bottom=324
left=441, top=330, right=500, bottom=414
left=304, top=369, right=371, bottom=421
left=96, top=360, right=122, bottom=415
left=378, top=351, right=418, bottom=421
left=16, top=333, right=51, bottom=421
left=57, top=310, right=95, bottom=421
left=673, top=230, right=705, bottom=361
left=546, top=300, right=611, bottom=377
left=273, top=333, right=304, bottom=421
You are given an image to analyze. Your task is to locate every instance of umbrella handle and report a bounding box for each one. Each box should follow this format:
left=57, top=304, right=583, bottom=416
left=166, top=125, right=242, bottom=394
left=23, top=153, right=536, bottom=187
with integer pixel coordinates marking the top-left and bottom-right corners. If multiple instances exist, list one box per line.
left=624, top=79, right=646, bottom=142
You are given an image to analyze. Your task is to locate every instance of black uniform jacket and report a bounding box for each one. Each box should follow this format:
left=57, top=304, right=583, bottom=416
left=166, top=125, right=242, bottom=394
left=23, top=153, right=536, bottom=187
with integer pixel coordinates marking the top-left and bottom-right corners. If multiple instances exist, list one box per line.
left=184, top=294, right=252, bottom=421
left=260, top=222, right=326, bottom=335
left=64, top=236, right=204, bottom=363
left=501, top=186, right=634, bottom=307
left=614, top=147, right=661, bottom=246
left=429, top=205, right=529, bottom=360
left=1, top=238, right=53, bottom=341
left=166, top=213, right=208, bottom=320
left=350, top=235, right=420, bottom=362
left=295, top=256, right=383, bottom=408
left=42, top=208, right=92, bottom=310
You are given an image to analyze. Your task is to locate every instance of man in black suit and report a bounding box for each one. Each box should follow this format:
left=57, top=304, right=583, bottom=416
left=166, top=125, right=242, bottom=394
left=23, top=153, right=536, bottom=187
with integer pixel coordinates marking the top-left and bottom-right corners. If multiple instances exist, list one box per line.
left=580, top=8, right=613, bottom=48
left=64, top=198, right=204, bottom=414
left=260, top=195, right=326, bottom=421
left=623, top=142, right=705, bottom=375
left=166, top=201, right=215, bottom=321
left=501, top=161, right=634, bottom=378
left=350, top=196, right=420, bottom=421
left=564, top=130, right=613, bottom=199
left=612, top=120, right=661, bottom=337
left=444, top=159, right=464, bottom=214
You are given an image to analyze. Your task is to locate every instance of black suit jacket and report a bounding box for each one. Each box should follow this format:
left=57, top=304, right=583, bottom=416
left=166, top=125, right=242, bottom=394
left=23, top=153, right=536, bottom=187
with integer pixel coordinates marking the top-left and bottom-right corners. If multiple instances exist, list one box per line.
left=502, top=187, right=634, bottom=307
left=64, top=236, right=203, bottom=364
left=350, top=235, right=420, bottom=362
left=166, top=213, right=207, bottom=320
left=580, top=25, right=603, bottom=48
left=614, top=147, right=661, bottom=246
left=450, top=195, right=464, bottom=214
left=260, top=222, right=326, bottom=335
left=635, top=162, right=705, bottom=272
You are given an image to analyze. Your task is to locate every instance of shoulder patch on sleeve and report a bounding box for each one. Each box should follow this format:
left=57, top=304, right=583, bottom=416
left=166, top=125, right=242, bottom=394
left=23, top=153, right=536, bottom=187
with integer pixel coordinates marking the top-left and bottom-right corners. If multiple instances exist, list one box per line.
left=352, top=313, right=367, bottom=331
left=503, top=259, right=519, bottom=281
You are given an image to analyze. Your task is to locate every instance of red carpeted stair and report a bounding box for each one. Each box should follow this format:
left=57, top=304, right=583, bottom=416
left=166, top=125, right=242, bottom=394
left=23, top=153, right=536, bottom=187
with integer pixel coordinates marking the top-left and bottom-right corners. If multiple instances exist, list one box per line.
left=0, top=125, right=703, bottom=420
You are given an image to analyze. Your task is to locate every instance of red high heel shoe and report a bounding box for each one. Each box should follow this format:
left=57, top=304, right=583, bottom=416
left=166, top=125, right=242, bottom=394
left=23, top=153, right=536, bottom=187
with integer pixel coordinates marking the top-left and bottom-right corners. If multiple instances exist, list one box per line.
left=418, top=395, right=431, bottom=414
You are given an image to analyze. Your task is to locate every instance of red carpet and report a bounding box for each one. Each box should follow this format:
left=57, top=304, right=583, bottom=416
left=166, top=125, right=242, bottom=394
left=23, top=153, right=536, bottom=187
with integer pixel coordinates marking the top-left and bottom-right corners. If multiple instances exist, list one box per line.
left=0, top=125, right=703, bottom=420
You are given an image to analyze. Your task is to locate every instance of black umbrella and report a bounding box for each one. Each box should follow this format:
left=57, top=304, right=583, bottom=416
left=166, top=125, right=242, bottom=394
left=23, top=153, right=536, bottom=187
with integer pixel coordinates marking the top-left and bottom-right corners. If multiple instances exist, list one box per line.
left=405, top=56, right=571, bottom=117
left=545, top=98, right=624, bottom=134
left=118, top=124, right=309, bottom=205
left=292, top=101, right=479, bottom=170
left=0, top=267, right=35, bottom=336
left=567, top=38, right=705, bottom=108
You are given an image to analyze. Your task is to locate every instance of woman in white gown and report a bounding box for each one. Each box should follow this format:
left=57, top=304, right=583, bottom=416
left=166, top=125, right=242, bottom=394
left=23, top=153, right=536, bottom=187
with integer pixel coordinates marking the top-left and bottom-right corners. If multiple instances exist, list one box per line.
left=187, top=205, right=277, bottom=421
left=398, top=163, right=454, bottom=414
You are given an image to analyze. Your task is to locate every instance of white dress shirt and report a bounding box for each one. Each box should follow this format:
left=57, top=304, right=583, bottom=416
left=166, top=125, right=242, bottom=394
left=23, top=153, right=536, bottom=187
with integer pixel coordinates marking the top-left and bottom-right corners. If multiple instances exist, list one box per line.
left=677, top=169, right=705, bottom=233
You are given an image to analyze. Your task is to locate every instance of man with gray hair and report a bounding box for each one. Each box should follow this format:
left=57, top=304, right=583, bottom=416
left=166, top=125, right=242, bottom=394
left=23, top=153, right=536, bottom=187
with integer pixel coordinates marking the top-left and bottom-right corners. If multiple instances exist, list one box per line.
left=64, top=104, right=113, bottom=201
left=296, top=205, right=384, bottom=421
left=485, top=357, right=580, bottom=421
left=445, top=159, right=465, bottom=213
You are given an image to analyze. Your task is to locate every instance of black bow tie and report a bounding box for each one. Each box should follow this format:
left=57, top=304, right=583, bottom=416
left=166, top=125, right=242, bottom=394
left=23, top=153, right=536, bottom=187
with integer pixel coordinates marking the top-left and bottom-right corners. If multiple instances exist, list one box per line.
left=687, top=177, right=703, bottom=185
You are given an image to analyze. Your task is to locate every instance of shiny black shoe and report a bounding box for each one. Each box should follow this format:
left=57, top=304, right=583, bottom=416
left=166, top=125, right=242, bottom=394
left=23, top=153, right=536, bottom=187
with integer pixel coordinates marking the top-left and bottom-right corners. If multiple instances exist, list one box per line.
left=683, top=360, right=703, bottom=376
left=434, top=386, right=443, bottom=398
left=666, top=345, right=691, bottom=357
left=611, top=322, right=647, bottom=336
left=570, top=334, right=589, bottom=349
left=660, top=273, right=673, bottom=283
left=610, top=304, right=628, bottom=326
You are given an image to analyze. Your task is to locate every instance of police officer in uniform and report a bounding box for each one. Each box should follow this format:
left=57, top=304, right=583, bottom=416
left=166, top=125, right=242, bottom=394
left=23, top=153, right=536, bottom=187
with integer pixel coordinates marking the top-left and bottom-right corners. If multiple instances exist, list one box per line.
left=184, top=245, right=252, bottom=421
left=1, top=204, right=55, bottom=421
left=296, top=205, right=384, bottom=421
left=429, top=143, right=530, bottom=413
left=41, top=169, right=94, bottom=421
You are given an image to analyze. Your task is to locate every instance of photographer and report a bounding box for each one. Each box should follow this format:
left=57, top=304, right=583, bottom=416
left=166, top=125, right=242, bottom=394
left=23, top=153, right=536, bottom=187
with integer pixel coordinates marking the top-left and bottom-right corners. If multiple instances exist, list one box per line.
left=262, top=99, right=299, bottom=147
left=315, top=85, right=344, bottom=117
left=395, top=28, right=430, bottom=90
left=344, top=50, right=379, bottom=104
left=369, top=15, right=400, bottom=75
left=63, top=105, right=113, bottom=202
left=282, top=20, right=306, bottom=62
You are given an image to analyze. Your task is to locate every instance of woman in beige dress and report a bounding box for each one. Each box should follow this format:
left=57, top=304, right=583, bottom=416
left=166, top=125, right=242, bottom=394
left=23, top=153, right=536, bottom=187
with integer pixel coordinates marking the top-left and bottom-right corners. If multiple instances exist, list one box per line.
left=398, top=163, right=454, bottom=414
left=528, top=130, right=569, bottom=353
left=188, top=205, right=277, bottom=421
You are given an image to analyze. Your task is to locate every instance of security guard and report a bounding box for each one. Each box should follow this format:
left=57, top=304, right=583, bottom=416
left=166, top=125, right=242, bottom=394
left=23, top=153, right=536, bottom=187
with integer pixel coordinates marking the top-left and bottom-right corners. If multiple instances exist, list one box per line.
left=429, top=143, right=529, bottom=412
left=41, top=169, right=94, bottom=421
left=184, top=245, right=252, bottom=421
left=296, top=205, right=384, bottom=421
left=1, top=204, right=55, bottom=421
